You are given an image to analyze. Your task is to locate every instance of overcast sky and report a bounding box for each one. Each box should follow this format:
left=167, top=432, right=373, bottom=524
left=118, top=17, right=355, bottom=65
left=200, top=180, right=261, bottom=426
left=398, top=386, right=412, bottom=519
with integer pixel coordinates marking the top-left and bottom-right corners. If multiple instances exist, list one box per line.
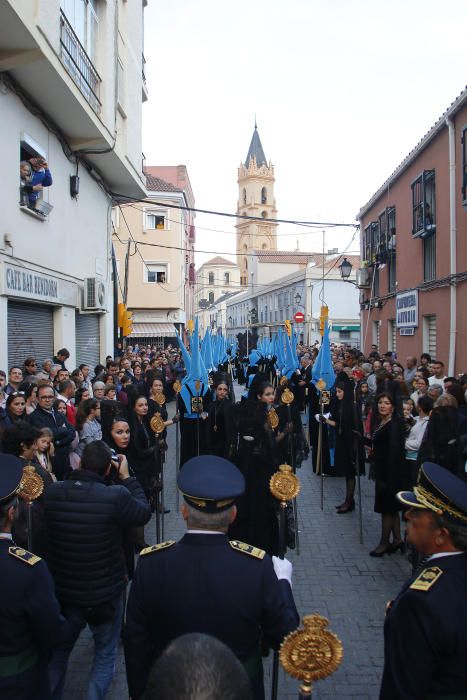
left=142, top=0, right=467, bottom=267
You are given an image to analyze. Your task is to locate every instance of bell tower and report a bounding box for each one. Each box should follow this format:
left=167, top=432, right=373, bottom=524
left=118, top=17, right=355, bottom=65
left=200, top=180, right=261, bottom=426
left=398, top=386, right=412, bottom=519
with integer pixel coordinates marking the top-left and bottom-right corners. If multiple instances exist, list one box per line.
left=236, top=124, right=278, bottom=286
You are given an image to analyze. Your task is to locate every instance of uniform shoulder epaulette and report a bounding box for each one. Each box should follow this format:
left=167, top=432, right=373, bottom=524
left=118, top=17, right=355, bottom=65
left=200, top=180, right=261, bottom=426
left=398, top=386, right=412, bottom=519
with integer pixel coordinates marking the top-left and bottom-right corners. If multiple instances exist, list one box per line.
left=410, top=566, right=443, bottom=592
left=229, top=540, right=265, bottom=560
left=140, top=540, right=176, bottom=556
left=8, top=546, right=41, bottom=566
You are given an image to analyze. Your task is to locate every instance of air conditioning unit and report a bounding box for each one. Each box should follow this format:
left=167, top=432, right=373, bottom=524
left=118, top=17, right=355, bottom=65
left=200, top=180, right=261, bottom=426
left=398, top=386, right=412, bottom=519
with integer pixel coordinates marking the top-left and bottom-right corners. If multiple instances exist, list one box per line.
left=83, top=277, right=106, bottom=310
left=356, top=268, right=371, bottom=288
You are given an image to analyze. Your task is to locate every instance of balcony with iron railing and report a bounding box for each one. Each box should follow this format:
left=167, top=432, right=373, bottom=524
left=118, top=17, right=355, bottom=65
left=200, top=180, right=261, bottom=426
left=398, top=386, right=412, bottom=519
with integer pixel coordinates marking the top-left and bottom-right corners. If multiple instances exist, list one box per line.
left=59, top=10, right=101, bottom=114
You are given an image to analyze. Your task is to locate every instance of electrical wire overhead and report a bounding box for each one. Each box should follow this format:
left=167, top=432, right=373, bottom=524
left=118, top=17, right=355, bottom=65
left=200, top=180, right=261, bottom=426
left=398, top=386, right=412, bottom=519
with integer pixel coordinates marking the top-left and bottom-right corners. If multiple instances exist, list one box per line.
left=111, top=191, right=358, bottom=229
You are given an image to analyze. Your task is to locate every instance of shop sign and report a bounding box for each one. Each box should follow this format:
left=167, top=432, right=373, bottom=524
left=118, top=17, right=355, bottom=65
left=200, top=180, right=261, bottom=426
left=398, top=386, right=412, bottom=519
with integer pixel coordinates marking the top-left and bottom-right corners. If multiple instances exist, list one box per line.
left=396, top=290, right=418, bottom=328
left=2, top=263, right=78, bottom=307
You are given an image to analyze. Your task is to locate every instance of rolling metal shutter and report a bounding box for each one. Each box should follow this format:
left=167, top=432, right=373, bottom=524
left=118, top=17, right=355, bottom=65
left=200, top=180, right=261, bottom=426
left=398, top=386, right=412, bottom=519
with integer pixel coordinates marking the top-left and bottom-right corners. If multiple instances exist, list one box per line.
left=75, top=313, right=101, bottom=368
left=8, top=301, right=54, bottom=368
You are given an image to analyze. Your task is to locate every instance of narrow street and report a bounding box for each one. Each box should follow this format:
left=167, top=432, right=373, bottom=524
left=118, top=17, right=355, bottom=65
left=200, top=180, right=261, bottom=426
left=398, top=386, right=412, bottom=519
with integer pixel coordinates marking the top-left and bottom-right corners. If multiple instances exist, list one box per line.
left=65, top=395, right=409, bottom=699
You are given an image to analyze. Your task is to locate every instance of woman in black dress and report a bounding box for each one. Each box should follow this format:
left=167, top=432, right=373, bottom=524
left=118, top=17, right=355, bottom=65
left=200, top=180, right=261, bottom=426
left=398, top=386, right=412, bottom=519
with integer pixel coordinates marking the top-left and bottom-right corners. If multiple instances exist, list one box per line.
left=206, top=379, right=234, bottom=458
left=323, top=380, right=363, bottom=513
left=126, top=394, right=158, bottom=505
left=368, top=392, right=406, bottom=557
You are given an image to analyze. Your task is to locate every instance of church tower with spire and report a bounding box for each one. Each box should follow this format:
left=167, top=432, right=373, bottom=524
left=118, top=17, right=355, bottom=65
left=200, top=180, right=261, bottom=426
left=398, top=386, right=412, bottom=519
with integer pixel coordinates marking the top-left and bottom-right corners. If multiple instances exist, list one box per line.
left=236, top=124, right=278, bottom=286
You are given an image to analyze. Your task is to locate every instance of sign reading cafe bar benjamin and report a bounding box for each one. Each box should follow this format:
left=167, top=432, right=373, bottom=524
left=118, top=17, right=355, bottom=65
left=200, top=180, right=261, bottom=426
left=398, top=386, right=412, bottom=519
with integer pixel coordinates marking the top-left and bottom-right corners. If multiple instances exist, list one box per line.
left=396, top=290, right=418, bottom=329
left=2, top=263, right=78, bottom=307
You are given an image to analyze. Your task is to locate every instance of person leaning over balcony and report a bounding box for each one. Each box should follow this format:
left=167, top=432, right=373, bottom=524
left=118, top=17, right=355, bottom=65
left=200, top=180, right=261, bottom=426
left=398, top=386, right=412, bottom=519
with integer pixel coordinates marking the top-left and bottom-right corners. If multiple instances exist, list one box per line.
left=27, top=157, right=52, bottom=210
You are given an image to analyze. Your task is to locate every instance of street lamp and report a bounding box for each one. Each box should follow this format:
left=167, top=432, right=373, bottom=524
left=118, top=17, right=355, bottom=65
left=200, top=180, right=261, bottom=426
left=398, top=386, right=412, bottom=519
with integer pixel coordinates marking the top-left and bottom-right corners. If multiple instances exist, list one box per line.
left=338, top=257, right=353, bottom=281
left=294, top=292, right=302, bottom=306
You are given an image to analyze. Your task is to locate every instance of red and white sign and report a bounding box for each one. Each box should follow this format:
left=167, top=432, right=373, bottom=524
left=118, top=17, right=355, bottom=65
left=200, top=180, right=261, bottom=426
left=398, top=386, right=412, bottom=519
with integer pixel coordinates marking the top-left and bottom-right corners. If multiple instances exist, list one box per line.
left=294, top=311, right=305, bottom=323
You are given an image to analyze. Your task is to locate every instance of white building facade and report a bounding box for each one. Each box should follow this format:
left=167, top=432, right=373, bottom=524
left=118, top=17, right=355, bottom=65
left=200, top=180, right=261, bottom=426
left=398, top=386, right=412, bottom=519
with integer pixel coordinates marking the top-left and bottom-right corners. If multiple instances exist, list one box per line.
left=195, top=256, right=240, bottom=333
left=226, top=254, right=361, bottom=346
left=0, top=0, right=147, bottom=370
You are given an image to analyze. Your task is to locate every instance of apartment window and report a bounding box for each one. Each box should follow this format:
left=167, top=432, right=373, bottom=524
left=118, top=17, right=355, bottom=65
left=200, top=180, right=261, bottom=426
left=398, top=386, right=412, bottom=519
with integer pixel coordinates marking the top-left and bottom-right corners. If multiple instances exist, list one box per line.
left=388, top=255, right=397, bottom=293
left=145, top=210, right=167, bottom=230
left=145, top=263, right=168, bottom=284
left=363, top=221, right=379, bottom=263
left=462, top=126, right=467, bottom=203
left=373, top=265, right=380, bottom=297
left=373, top=320, right=381, bottom=348
left=208, top=272, right=214, bottom=285
left=412, top=170, right=436, bottom=237
left=388, top=320, right=396, bottom=353
left=423, top=315, right=437, bottom=357
left=378, top=210, right=387, bottom=260
left=363, top=224, right=372, bottom=263
left=423, top=233, right=436, bottom=282
left=387, top=206, right=397, bottom=292
left=208, top=291, right=214, bottom=305
left=224, top=272, right=230, bottom=285
left=59, top=0, right=100, bottom=113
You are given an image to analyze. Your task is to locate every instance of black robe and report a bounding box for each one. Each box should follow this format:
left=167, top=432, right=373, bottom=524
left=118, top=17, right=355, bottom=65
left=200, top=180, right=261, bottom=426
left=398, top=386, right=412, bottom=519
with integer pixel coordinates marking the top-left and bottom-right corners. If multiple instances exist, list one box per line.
left=205, top=398, right=234, bottom=458
left=230, top=400, right=280, bottom=556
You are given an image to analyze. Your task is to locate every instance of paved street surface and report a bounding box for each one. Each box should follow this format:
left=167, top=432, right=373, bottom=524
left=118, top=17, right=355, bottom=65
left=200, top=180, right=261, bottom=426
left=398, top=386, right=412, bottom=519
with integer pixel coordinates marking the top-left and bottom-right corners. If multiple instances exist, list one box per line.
left=64, top=393, right=409, bottom=699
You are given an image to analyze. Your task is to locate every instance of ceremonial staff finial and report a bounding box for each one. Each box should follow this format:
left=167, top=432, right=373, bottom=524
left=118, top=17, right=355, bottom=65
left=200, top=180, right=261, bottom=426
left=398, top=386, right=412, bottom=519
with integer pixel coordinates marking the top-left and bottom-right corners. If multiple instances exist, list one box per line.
left=280, top=614, right=343, bottom=698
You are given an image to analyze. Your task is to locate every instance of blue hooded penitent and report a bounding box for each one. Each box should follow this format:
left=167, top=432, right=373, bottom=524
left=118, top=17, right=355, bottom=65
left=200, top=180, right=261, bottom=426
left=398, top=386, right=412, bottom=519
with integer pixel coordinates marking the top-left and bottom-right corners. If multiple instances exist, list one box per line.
left=282, top=328, right=300, bottom=380
left=311, top=319, right=335, bottom=392
left=180, top=318, right=209, bottom=415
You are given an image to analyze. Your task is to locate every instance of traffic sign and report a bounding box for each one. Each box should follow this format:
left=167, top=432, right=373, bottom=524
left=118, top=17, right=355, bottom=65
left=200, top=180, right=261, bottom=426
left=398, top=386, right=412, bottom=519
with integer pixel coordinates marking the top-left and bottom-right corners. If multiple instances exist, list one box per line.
left=294, top=311, right=305, bottom=323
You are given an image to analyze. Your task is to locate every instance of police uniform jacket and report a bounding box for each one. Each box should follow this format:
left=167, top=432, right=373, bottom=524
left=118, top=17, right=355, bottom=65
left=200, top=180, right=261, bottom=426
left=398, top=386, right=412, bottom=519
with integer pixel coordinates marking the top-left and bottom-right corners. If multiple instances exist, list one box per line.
left=0, top=538, right=66, bottom=697
left=380, top=552, right=467, bottom=700
left=125, top=533, right=299, bottom=699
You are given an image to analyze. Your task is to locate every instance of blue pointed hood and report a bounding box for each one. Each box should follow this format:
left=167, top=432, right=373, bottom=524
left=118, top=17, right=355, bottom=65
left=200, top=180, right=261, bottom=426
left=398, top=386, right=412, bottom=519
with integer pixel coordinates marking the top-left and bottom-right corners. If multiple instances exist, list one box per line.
left=180, top=318, right=209, bottom=413
left=311, top=319, right=335, bottom=392
left=175, top=327, right=191, bottom=373
left=283, top=327, right=299, bottom=380
left=201, top=329, right=214, bottom=372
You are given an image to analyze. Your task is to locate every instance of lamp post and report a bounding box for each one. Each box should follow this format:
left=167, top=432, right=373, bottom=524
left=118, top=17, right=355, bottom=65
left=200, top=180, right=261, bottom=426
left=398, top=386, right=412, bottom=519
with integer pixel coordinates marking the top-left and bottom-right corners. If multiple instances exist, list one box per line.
left=294, top=291, right=302, bottom=306
left=338, top=257, right=355, bottom=284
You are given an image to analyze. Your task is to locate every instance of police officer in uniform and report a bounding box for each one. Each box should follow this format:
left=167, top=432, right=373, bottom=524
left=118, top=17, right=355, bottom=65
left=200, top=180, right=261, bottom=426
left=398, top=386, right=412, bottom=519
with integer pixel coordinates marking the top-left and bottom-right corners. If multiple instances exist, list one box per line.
left=125, top=455, right=299, bottom=700
left=0, top=454, right=66, bottom=699
left=380, top=462, right=467, bottom=700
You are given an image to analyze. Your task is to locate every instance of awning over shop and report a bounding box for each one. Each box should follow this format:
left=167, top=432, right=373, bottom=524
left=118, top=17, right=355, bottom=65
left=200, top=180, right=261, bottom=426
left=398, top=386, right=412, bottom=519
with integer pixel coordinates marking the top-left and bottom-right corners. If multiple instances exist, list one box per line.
left=129, top=323, right=176, bottom=337
left=332, top=324, right=360, bottom=331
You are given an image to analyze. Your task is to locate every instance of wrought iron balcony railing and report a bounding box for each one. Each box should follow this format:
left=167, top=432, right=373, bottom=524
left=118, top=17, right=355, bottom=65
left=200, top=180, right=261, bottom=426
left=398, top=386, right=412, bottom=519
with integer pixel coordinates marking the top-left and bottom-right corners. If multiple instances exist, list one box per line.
left=59, top=10, right=101, bottom=114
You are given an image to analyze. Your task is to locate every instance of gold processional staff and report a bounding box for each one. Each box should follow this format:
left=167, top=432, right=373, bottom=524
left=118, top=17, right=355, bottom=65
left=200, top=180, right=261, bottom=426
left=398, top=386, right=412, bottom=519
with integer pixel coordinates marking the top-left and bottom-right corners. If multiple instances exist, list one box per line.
left=270, top=463, right=343, bottom=699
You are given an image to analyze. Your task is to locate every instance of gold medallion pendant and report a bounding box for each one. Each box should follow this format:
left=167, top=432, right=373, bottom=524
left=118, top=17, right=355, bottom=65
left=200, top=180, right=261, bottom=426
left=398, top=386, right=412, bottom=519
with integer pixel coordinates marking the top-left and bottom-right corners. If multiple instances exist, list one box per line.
left=150, top=414, right=165, bottom=434
left=270, top=464, right=301, bottom=503
left=154, top=391, right=166, bottom=406
left=173, top=380, right=182, bottom=394
left=281, top=388, right=294, bottom=405
left=267, top=408, right=279, bottom=430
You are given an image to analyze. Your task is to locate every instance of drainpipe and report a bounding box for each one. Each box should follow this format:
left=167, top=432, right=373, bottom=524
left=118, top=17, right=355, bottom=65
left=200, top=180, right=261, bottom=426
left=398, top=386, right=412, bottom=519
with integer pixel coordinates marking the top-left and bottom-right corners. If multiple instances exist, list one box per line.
left=446, top=116, right=457, bottom=375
